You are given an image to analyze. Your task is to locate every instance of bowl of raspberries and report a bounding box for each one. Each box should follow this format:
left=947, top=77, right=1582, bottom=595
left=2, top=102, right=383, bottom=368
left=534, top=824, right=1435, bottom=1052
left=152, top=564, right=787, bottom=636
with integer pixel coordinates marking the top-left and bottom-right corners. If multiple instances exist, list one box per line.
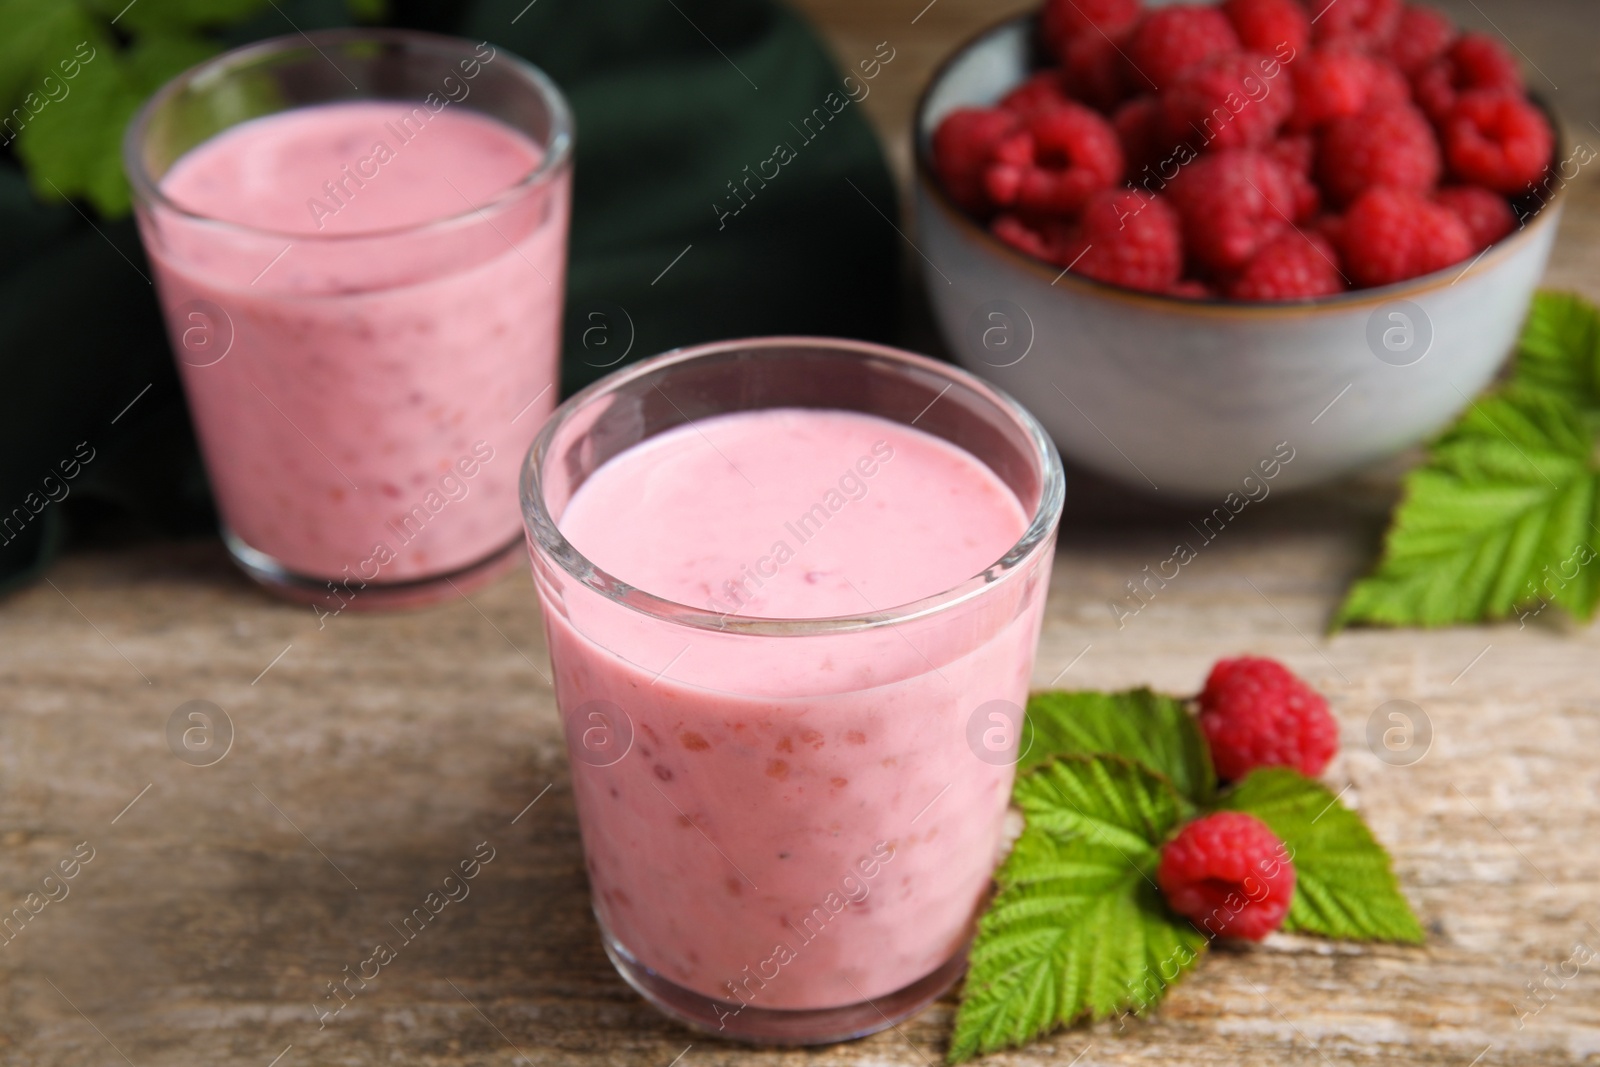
left=915, top=0, right=1568, bottom=497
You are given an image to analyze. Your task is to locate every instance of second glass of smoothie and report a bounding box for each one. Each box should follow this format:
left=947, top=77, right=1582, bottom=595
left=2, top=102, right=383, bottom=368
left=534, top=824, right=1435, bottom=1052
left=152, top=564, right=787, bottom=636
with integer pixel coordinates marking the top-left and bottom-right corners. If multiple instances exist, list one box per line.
left=521, top=338, right=1064, bottom=1043
left=125, top=30, right=572, bottom=608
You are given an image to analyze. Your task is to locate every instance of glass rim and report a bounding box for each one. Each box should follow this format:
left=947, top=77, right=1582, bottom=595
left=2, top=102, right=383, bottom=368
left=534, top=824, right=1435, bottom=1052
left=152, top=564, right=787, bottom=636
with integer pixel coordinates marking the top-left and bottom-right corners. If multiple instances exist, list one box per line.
left=520, top=336, right=1066, bottom=637
left=122, top=27, right=574, bottom=243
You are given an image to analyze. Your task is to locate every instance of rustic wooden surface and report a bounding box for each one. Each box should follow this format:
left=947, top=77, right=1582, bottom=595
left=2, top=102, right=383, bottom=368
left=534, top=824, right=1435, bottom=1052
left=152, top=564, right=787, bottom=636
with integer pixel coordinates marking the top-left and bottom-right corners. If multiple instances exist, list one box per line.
left=5, top=1, right=1600, bottom=1065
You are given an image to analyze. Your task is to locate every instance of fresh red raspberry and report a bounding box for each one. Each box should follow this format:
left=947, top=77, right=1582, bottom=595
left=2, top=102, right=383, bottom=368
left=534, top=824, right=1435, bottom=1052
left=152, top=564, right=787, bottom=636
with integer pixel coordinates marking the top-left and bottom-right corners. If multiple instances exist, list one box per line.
left=1338, top=185, right=1474, bottom=286
left=1058, top=187, right=1184, bottom=292
left=1434, top=184, right=1516, bottom=249
left=1158, top=812, right=1296, bottom=941
left=1162, top=51, right=1296, bottom=150
left=1266, top=135, right=1321, bottom=220
left=1313, top=210, right=1345, bottom=249
left=1222, top=0, right=1309, bottom=55
left=1367, top=57, right=1414, bottom=108
left=1412, top=33, right=1523, bottom=122
left=1387, top=4, right=1456, bottom=75
left=1168, top=278, right=1215, bottom=299
left=1310, top=0, right=1401, bottom=50
left=1199, top=656, right=1339, bottom=779
left=991, top=213, right=1072, bottom=262
left=1227, top=231, right=1345, bottom=300
left=1442, top=89, right=1553, bottom=194
left=984, top=104, right=1124, bottom=215
left=1114, top=95, right=1167, bottom=180
left=1062, top=26, right=1136, bottom=111
left=1128, top=5, right=1242, bottom=91
left=1286, top=46, right=1376, bottom=132
left=1167, top=148, right=1296, bottom=274
left=1040, top=0, right=1140, bottom=62
left=1317, top=103, right=1441, bottom=206
left=932, top=107, right=1020, bottom=214
left=1001, top=70, right=1075, bottom=115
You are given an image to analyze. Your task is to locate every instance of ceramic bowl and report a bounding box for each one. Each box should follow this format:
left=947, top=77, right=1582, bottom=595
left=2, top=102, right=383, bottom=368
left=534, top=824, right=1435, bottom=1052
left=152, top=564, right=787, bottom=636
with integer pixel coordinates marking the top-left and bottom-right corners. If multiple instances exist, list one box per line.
left=912, top=15, right=1568, bottom=498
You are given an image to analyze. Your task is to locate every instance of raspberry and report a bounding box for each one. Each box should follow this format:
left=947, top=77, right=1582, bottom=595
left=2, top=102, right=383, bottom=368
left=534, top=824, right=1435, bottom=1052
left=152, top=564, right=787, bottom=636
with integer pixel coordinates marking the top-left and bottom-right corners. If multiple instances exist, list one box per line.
left=1367, top=58, right=1414, bottom=109
left=1128, top=5, right=1241, bottom=91
left=1388, top=4, right=1455, bottom=76
left=1310, top=0, right=1401, bottom=50
left=1198, top=656, right=1339, bottom=779
left=1167, top=148, right=1295, bottom=274
left=1267, top=135, right=1321, bottom=220
left=1317, top=103, right=1440, bottom=206
left=1040, top=0, right=1140, bottom=62
left=1338, top=185, right=1474, bottom=287
left=1413, top=33, right=1523, bottom=122
left=1001, top=70, right=1075, bottom=115
left=1442, top=90, right=1553, bottom=195
left=1222, top=0, right=1310, bottom=55
left=1058, top=188, right=1184, bottom=292
left=1227, top=231, right=1345, bottom=300
left=1435, top=184, right=1516, bottom=249
left=1162, top=51, right=1296, bottom=151
left=1062, top=26, right=1136, bottom=111
left=991, top=213, right=1072, bottom=262
left=932, top=107, right=1020, bottom=214
left=1287, top=46, right=1377, bottom=132
left=984, top=104, right=1124, bottom=215
left=1114, top=94, right=1167, bottom=180
left=1158, top=812, right=1295, bottom=942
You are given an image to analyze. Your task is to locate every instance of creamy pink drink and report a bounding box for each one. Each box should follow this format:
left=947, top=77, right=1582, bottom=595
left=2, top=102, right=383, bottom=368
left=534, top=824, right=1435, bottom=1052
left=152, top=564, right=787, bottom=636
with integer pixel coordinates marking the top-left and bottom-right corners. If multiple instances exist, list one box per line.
left=129, top=35, right=572, bottom=603
left=545, top=405, right=1046, bottom=1020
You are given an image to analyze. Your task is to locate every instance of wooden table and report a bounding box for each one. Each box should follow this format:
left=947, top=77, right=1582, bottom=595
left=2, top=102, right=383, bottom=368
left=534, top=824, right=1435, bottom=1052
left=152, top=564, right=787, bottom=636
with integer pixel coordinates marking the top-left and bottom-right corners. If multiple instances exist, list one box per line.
left=5, top=2, right=1600, bottom=1064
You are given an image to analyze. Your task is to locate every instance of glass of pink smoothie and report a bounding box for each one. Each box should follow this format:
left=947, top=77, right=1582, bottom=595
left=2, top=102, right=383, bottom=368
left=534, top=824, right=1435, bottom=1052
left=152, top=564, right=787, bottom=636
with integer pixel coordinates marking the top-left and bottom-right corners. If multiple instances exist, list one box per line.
left=125, top=30, right=572, bottom=608
left=520, top=338, right=1064, bottom=1043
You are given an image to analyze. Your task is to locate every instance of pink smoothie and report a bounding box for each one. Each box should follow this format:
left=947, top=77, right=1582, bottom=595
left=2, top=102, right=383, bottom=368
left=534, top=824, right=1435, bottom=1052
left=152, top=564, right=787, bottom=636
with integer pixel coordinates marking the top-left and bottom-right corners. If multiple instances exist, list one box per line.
left=545, top=407, right=1050, bottom=1012
left=141, top=100, right=569, bottom=584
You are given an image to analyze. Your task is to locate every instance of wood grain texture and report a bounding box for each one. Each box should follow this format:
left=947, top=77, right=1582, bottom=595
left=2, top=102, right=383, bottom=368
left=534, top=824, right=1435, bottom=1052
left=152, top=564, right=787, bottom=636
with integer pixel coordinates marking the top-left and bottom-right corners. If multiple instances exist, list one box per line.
left=4, top=1, right=1600, bottom=1064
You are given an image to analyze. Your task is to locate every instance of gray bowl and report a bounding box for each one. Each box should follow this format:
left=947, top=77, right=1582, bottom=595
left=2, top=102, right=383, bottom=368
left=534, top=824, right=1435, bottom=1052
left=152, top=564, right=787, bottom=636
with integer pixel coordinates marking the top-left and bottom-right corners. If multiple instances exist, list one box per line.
left=912, top=15, right=1567, bottom=498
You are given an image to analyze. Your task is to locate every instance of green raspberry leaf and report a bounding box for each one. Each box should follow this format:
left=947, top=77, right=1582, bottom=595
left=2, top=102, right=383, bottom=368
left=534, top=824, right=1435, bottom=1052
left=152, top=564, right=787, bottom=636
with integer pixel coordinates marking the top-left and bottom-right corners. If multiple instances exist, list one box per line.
left=3, top=0, right=378, bottom=217
left=1334, top=384, right=1600, bottom=629
left=1219, top=768, right=1424, bottom=944
left=949, top=756, right=1205, bottom=1063
left=1022, top=688, right=1215, bottom=806
left=1515, top=290, right=1600, bottom=417
left=1338, top=291, right=1600, bottom=630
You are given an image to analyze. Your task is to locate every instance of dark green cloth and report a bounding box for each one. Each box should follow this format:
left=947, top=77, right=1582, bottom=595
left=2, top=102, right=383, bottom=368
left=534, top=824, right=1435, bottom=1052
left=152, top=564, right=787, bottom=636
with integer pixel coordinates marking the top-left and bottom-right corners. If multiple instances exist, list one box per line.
left=0, top=0, right=901, bottom=594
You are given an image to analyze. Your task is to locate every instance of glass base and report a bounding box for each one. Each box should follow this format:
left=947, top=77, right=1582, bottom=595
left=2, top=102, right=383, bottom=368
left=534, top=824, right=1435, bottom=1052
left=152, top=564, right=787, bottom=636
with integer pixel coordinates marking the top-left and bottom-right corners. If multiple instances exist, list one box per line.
left=222, top=528, right=524, bottom=611
left=598, top=917, right=967, bottom=1045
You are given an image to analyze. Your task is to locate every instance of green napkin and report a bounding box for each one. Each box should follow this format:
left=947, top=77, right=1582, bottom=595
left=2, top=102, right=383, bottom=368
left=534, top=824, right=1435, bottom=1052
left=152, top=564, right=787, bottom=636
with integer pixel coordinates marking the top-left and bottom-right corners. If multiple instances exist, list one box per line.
left=0, top=0, right=901, bottom=595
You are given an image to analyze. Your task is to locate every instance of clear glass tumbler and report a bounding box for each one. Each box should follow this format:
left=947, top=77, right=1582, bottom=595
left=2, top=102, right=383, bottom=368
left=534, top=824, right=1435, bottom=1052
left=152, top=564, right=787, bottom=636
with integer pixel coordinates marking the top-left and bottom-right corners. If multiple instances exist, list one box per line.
left=125, top=30, right=572, bottom=608
left=520, top=337, right=1065, bottom=1043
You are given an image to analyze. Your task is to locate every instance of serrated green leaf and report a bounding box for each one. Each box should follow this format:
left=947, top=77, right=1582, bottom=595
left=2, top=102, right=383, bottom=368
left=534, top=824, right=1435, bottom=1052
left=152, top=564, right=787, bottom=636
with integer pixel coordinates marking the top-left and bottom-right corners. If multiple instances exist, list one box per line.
left=1335, top=385, right=1600, bottom=629
left=949, top=757, right=1205, bottom=1063
left=0, top=1, right=96, bottom=108
left=1022, top=688, right=1215, bottom=805
left=1219, top=768, right=1424, bottom=944
left=1515, top=290, right=1600, bottom=416
left=1, top=0, right=374, bottom=217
